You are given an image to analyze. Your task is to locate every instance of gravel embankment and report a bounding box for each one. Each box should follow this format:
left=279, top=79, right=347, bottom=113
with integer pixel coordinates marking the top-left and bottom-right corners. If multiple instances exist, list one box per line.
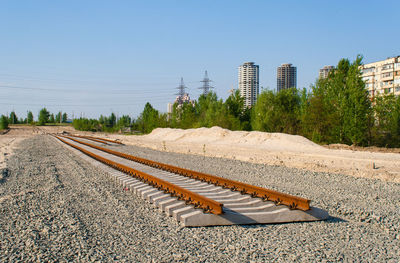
left=1, top=135, right=399, bottom=262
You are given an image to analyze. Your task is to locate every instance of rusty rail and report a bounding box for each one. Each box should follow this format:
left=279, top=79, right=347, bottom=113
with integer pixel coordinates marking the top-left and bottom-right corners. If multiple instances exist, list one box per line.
left=61, top=135, right=311, bottom=211
left=55, top=136, right=223, bottom=214
left=68, top=135, right=111, bottom=145
left=80, top=135, right=123, bottom=145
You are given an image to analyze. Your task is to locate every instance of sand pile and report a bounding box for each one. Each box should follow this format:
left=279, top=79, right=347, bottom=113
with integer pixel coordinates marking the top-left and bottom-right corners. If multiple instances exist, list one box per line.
left=146, top=127, right=323, bottom=153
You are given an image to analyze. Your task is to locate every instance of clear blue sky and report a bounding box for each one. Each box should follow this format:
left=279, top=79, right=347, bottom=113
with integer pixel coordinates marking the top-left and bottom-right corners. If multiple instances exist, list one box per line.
left=1, top=0, right=399, bottom=119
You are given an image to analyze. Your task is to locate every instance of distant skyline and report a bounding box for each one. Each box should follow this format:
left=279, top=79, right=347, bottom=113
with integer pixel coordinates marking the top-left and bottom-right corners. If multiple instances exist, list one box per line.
left=1, top=0, right=399, bottom=119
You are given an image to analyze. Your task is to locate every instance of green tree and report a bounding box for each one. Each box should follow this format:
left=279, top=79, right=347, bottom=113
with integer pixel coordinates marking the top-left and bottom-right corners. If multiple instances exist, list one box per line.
left=9, top=111, right=18, bottom=124
left=342, top=56, right=372, bottom=145
left=137, top=102, right=160, bottom=133
left=252, top=88, right=301, bottom=134
left=225, top=90, right=248, bottom=130
left=38, top=108, right=50, bottom=125
left=302, top=56, right=371, bottom=145
left=27, top=111, right=34, bottom=124
left=194, top=92, right=229, bottom=128
left=116, top=115, right=132, bottom=131
left=372, top=94, right=400, bottom=147
left=49, top=113, right=55, bottom=123
left=225, top=90, right=244, bottom=119
left=0, top=115, right=9, bottom=130
left=72, top=118, right=101, bottom=131
left=173, top=102, right=197, bottom=129
left=55, top=112, right=62, bottom=123
left=105, top=113, right=117, bottom=128
left=62, top=113, right=68, bottom=123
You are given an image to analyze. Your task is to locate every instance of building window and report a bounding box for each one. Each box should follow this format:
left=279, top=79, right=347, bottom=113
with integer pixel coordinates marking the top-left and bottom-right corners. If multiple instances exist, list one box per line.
left=382, top=72, right=393, bottom=78
left=382, top=64, right=393, bottom=70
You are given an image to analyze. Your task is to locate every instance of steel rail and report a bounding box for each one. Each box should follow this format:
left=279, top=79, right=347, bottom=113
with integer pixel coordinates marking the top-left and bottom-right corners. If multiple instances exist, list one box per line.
left=55, top=136, right=223, bottom=214
left=68, top=135, right=111, bottom=145
left=77, top=135, right=123, bottom=145
left=61, top=135, right=311, bottom=211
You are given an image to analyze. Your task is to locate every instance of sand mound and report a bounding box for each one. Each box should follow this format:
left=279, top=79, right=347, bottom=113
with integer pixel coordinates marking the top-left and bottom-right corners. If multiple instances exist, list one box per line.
left=145, top=126, right=322, bottom=153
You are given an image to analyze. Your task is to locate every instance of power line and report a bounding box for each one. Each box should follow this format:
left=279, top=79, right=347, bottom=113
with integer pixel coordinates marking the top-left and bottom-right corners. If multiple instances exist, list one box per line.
left=0, top=84, right=175, bottom=95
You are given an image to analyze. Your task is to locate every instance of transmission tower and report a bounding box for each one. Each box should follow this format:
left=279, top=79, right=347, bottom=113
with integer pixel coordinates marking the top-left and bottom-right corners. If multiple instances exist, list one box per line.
left=176, top=77, right=187, bottom=97
left=199, top=70, right=214, bottom=96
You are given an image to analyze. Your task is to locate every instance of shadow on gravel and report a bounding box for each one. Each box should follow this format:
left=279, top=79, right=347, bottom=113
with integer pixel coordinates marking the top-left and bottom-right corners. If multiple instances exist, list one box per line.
left=223, top=216, right=348, bottom=229
left=187, top=216, right=347, bottom=229
left=0, top=168, right=9, bottom=184
left=324, top=216, right=347, bottom=224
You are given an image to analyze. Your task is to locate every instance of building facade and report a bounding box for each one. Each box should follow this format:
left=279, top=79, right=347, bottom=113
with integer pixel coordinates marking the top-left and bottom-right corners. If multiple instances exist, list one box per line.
left=319, top=65, right=335, bottom=79
left=360, top=56, right=400, bottom=99
left=277, top=63, right=297, bottom=92
left=238, top=62, right=259, bottom=107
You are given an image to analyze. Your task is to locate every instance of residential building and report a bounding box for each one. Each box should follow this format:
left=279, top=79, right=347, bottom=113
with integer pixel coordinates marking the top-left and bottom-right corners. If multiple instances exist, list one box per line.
left=277, top=63, right=297, bottom=92
left=319, top=65, right=335, bottom=79
left=360, top=56, right=400, bottom=99
left=238, top=62, right=259, bottom=107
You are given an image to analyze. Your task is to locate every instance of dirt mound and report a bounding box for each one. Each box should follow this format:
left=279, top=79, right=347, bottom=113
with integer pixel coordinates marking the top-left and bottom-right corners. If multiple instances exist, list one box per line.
left=146, top=126, right=322, bottom=153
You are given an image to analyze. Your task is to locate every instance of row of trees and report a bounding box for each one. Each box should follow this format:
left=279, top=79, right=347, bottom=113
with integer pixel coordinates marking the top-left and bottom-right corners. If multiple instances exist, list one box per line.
left=37, top=108, right=68, bottom=125
left=0, top=109, right=68, bottom=127
left=72, top=113, right=133, bottom=132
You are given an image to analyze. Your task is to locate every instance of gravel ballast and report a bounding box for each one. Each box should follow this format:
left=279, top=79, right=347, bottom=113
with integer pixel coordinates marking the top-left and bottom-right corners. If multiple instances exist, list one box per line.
left=1, top=135, right=399, bottom=262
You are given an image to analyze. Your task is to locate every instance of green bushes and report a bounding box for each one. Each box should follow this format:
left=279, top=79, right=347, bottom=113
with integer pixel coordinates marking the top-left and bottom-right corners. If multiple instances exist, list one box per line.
left=371, top=95, right=400, bottom=147
left=0, top=115, right=9, bottom=130
left=38, top=108, right=50, bottom=125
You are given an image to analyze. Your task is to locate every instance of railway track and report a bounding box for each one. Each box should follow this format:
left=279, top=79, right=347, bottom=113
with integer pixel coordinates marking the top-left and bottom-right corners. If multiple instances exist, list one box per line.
left=54, top=134, right=329, bottom=226
left=64, top=134, right=123, bottom=145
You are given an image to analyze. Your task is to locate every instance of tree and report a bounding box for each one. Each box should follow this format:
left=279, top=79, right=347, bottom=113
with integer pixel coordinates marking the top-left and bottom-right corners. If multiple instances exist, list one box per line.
left=0, top=115, right=9, bottom=130
left=105, top=113, right=117, bottom=128
left=62, top=113, right=68, bottom=123
left=27, top=111, right=34, bottom=124
left=72, top=118, right=101, bottom=131
left=225, top=90, right=244, bottom=119
left=252, top=88, right=301, bottom=134
left=302, top=56, right=371, bottom=145
left=117, top=115, right=132, bottom=129
left=372, top=94, right=400, bottom=147
left=225, top=90, right=248, bottom=130
left=55, top=112, right=62, bottom=123
left=38, top=108, right=50, bottom=125
left=137, top=102, right=161, bottom=133
left=342, top=56, right=372, bottom=145
left=49, top=113, right=55, bottom=123
left=9, top=111, right=18, bottom=124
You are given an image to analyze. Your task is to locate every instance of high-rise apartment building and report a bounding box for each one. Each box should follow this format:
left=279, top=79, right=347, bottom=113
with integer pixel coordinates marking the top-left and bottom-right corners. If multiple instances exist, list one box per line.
left=319, top=65, right=335, bottom=79
left=277, top=63, right=297, bottom=92
left=238, top=62, right=259, bottom=107
left=360, top=56, right=400, bottom=98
